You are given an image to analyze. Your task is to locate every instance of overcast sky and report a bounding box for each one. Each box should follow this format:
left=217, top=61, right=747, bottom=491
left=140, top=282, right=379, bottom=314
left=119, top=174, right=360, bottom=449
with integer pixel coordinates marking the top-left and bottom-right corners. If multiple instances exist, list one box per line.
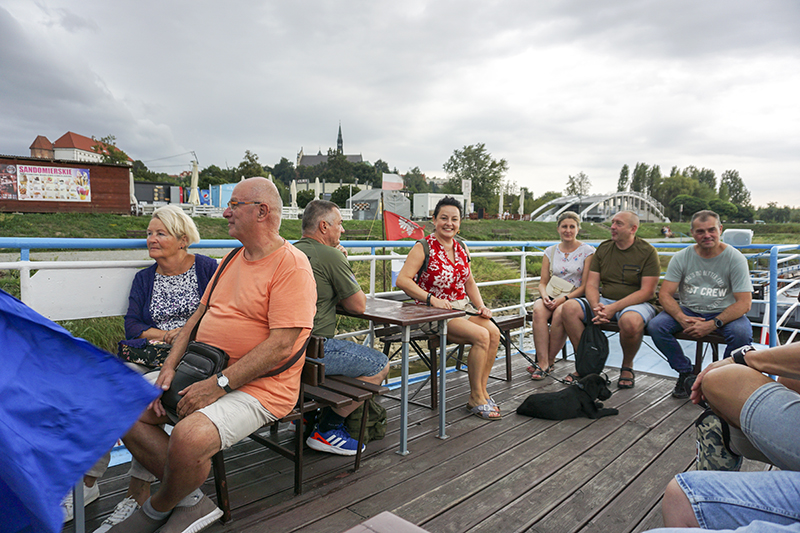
left=2, top=1, right=798, bottom=208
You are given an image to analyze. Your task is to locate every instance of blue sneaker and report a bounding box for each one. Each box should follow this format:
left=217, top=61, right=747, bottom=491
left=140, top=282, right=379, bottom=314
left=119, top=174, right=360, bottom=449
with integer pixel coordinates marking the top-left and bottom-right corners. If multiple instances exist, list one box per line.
left=306, top=424, right=364, bottom=456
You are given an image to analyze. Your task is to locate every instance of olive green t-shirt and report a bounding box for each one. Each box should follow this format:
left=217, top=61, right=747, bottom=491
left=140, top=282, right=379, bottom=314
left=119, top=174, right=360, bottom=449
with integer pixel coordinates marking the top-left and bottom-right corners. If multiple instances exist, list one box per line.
left=294, top=237, right=361, bottom=338
left=589, top=236, right=660, bottom=303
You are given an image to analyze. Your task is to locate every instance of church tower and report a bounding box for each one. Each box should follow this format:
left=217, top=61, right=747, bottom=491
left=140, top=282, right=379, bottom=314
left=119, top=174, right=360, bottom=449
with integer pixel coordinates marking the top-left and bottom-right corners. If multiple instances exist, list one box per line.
left=337, top=122, right=343, bottom=154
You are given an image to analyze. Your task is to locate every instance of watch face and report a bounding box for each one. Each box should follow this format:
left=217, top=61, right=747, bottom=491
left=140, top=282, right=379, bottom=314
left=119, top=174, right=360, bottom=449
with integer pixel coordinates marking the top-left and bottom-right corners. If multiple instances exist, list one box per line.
left=217, top=374, right=229, bottom=387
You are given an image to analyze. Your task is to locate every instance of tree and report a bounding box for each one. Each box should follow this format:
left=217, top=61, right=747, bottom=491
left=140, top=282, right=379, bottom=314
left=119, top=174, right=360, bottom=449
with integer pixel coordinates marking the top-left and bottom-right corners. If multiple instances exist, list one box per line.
left=198, top=164, right=235, bottom=189
left=296, top=189, right=316, bottom=208
left=352, top=162, right=376, bottom=186
left=670, top=194, right=709, bottom=221
left=617, top=164, right=629, bottom=192
left=718, top=181, right=730, bottom=202
left=403, top=167, right=430, bottom=194
left=708, top=199, right=737, bottom=221
left=734, top=204, right=755, bottom=222
left=630, top=162, right=649, bottom=192
left=330, top=185, right=360, bottom=208
left=697, top=168, right=716, bottom=191
left=646, top=165, right=662, bottom=196
left=528, top=191, right=562, bottom=215
left=720, top=170, right=751, bottom=206
left=442, top=143, right=508, bottom=212
left=91, top=134, right=130, bottom=165
left=237, top=150, right=266, bottom=179
left=320, top=149, right=353, bottom=183
left=565, top=172, right=591, bottom=196
left=272, top=157, right=296, bottom=186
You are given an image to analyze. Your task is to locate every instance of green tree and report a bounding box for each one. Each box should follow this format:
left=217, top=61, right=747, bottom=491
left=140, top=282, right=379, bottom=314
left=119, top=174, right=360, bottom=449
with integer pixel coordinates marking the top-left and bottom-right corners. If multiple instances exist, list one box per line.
left=352, top=162, right=377, bottom=186
left=443, top=143, right=508, bottom=212
left=330, top=185, right=361, bottom=208
left=646, top=165, right=662, bottom=196
left=272, top=157, right=296, bottom=187
left=198, top=164, right=235, bottom=189
left=91, top=134, right=130, bottom=165
left=697, top=168, right=716, bottom=191
left=617, top=164, right=629, bottom=192
left=528, top=191, right=562, bottom=216
left=734, top=204, right=755, bottom=222
left=565, top=171, right=591, bottom=196
left=653, top=173, right=696, bottom=211
left=403, top=167, right=430, bottom=194
left=708, top=198, right=737, bottom=221
left=320, top=149, right=353, bottom=183
left=296, top=189, right=316, bottom=208
left=237, top=150, right=266, bottom=179
left=720, top=170, right=751, bottom=206
left=670, top=194, right=709, bottom=222
left=718, top=181, right=730, bottom=202
left=630, top=162, right=649, bottom=192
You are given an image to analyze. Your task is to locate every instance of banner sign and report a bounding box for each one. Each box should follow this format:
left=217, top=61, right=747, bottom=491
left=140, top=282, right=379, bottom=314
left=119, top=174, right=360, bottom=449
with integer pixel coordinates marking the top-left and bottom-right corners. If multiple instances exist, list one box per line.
left=0, top=164, right=17, bottom=200
left=15, top=165, right=91, bottom=202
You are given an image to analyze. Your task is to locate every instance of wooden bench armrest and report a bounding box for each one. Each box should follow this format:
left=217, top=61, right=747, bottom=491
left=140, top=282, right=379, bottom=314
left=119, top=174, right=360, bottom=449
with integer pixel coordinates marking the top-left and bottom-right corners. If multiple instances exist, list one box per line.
left=304, top=385, right=354, bottom=409
left=327, top=375, right=389, bottom=395
left=320, top=380, right=374, bottom=402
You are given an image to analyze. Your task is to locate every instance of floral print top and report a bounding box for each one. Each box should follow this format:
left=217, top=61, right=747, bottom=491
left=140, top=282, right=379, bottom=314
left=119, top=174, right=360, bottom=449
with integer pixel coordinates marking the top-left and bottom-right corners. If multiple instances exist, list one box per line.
left=416, top=234, right=471, bottom=302
left=545, top=242, right=595, bottom=288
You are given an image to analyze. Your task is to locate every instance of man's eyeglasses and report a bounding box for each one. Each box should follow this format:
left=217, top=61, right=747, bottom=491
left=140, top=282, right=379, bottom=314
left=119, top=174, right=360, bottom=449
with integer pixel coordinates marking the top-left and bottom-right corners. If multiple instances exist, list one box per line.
left=227, top=201, right=264, bottom=210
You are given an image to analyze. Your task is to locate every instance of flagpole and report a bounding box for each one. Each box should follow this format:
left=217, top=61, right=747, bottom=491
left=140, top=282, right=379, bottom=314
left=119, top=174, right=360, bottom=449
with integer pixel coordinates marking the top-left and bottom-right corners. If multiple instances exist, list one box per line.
left=381, top=191, right=386, bottom=292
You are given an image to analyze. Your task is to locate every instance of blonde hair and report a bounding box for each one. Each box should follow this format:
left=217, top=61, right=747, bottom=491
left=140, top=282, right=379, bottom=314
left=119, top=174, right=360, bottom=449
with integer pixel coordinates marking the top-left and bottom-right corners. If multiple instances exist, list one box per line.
left=557, top=211, right=581, bottom=229
left=151, top=205, right=201, bottom=245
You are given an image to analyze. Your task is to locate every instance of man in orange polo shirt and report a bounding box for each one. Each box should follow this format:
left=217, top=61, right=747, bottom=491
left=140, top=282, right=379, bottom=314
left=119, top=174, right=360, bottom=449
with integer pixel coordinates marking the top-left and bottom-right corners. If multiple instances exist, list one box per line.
left=109, top=177, right=316, bottom=533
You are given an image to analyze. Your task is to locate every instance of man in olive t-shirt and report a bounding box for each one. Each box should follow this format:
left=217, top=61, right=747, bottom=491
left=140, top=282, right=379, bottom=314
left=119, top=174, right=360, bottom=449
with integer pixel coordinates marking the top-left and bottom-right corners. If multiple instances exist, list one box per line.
left=294, top=200, right=389, bottom=457
left=562, top=211, right=660, bottom=388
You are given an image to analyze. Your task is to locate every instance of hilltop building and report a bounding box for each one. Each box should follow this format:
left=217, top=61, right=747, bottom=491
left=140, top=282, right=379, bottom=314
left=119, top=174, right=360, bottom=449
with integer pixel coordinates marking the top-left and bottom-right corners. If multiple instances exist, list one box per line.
left=296, top=124, right=363, bottom=167
left=28, top=132, right=130, bottom=164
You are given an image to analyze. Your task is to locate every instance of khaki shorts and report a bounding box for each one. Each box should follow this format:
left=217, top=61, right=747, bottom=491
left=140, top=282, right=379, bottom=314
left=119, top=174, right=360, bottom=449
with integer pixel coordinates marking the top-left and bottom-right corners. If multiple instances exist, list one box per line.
left=420, top=298, right=479, bottom=335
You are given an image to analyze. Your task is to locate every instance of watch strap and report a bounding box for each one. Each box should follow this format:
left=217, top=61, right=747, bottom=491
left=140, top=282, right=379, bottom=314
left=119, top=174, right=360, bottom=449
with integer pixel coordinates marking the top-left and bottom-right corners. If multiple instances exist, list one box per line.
left=216, top=371, right=233, bottom=393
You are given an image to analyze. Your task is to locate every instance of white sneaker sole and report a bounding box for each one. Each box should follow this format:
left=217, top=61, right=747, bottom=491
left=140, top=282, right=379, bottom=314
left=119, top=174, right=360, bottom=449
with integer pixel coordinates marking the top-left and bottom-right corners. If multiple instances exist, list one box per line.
left=176, top=506, right=224, bottom=533
left=306, top=436, right=361, bottom=456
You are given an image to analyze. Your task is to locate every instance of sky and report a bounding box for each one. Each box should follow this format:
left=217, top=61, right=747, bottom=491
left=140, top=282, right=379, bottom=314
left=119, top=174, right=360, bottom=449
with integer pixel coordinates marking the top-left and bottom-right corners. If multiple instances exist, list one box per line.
left=1, top=1, right=798, bottom=208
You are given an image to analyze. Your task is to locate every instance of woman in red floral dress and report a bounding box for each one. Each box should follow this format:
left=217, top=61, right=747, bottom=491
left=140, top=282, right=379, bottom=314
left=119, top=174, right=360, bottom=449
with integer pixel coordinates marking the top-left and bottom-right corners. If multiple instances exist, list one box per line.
left=396, top=197, right=501, bottom=420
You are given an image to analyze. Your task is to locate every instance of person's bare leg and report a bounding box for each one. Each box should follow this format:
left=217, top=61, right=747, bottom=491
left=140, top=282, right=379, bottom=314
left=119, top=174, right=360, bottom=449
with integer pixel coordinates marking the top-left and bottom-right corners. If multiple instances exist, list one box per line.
left=446, top=318, right=494, bottom=408
left=662, top=478, right=700, bottom=528
left=618, top=311, right=645, bottom=385
left=126, top=478, right=151, bottom=506
left=121, top=410, right=172, bottom=482
left=149, top=413, right=221, bottom=513
left=532, top=300, right=553, bottom=367
left=702, top=365, right=773, bottom=429
left=561, top=299, right=586, bottom=375
left=547, top=305, right=568, bottom=368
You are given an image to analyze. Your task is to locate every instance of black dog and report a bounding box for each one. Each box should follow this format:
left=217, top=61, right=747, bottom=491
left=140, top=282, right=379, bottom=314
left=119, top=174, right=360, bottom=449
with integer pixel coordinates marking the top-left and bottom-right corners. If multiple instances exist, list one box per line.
left=516, top=374, right=619, bottom=420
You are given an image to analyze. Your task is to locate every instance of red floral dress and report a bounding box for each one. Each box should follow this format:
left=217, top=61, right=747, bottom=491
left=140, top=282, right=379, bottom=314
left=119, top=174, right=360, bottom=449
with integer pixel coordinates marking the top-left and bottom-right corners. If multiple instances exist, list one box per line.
left=416, top=235, right=471, bottom=302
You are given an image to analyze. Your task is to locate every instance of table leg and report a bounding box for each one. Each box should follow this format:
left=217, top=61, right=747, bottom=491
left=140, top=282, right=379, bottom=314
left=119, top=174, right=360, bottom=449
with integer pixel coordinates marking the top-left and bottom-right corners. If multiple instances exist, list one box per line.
left=74, top=480, right=85, bottom=533
left=398, top=325, right=411, bottom=455
left=438, top=319, right=449, bottom=440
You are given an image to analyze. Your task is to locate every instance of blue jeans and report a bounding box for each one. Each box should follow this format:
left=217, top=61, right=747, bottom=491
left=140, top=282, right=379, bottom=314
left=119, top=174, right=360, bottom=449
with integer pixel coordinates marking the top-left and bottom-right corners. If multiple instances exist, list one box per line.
left=646, top=308, right=752, bottom=374
left=740, top=381, right=800, bottom=471
left=321, top=337, right=388, bottom=378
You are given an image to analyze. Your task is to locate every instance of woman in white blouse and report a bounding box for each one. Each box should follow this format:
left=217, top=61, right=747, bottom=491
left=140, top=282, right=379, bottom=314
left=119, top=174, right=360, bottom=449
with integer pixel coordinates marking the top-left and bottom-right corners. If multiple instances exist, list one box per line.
left=529, top=211, right=595, bottom=380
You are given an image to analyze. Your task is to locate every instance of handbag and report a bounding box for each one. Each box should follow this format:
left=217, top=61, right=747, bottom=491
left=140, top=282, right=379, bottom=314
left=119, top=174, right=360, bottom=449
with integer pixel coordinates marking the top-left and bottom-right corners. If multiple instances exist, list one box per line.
left=161, top=247, right=241, bottom=416
left=117, top=338, right=172, bottom=369
left=545, top=275, right=575, bottom=298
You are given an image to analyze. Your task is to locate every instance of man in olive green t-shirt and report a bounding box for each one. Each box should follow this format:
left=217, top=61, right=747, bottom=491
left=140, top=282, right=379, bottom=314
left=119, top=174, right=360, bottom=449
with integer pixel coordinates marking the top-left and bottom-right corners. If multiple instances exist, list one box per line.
left=562, top=211, right=660, bottom=388
left=294, top=200, right=389, bottom=457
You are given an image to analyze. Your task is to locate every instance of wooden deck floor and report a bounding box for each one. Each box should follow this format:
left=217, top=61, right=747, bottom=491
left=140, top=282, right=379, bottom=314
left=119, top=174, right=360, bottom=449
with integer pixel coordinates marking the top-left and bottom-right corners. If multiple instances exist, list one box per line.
left=67, top=354, right=739, bottom=533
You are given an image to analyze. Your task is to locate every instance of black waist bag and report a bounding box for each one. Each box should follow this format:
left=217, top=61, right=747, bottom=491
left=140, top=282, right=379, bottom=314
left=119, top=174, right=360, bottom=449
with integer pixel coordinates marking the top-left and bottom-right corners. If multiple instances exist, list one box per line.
left=161, top=341, right=229, bottom=416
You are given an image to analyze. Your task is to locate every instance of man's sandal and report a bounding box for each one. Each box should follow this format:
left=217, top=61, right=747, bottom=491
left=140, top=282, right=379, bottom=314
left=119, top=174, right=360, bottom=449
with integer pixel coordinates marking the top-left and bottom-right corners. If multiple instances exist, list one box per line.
left=618, top=367, right=636, bottom=389
left=563, top=372, right=580, bottom=385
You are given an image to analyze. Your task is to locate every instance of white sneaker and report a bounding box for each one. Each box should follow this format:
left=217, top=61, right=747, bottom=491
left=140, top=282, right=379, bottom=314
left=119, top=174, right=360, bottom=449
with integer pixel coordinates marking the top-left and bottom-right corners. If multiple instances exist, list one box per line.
left=62, top=482, right=100, bottom=523
left=92, top=497, right=140, bottom=533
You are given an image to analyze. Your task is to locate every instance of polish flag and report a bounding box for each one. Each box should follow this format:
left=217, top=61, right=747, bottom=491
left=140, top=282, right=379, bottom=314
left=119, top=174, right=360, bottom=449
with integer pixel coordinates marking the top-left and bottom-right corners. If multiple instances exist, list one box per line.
left=381, top=173, right=404, bottom=190
left=384, top=210, right=425, bottom=240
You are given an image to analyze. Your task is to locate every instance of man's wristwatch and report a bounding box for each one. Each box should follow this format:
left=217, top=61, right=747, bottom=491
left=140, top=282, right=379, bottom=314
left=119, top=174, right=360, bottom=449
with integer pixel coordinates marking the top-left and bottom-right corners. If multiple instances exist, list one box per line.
left=216, top=372, right=233, bottom=393
left=713, top=317, right=724, bottom=329
left=731, top=345, right=756, bottom=367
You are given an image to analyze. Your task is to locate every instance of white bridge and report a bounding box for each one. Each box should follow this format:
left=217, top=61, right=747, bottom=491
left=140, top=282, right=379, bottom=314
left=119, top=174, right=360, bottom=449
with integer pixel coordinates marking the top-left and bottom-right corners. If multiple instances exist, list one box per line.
left=531, top=191, right=670, bottom=223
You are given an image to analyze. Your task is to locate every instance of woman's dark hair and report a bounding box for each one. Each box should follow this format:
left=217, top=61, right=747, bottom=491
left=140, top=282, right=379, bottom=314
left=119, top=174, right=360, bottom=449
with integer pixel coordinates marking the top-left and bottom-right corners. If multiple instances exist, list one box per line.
left=433, top=196, right=463, bottom=218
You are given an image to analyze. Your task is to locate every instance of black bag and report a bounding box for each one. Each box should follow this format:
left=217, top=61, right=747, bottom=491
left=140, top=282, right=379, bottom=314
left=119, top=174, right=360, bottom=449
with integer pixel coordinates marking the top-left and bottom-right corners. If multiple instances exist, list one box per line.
left=161, top=341, right=229, bottom=415
left=575, top=323, right=610, bottom=377
left=117, top=338, right=171, bottom=369
left=345, top=397, right=387, bottom=443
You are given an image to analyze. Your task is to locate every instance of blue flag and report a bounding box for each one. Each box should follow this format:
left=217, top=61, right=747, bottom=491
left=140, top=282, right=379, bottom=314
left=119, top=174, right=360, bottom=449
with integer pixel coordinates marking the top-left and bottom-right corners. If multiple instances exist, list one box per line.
left=0, top=289, right=160, bottom=533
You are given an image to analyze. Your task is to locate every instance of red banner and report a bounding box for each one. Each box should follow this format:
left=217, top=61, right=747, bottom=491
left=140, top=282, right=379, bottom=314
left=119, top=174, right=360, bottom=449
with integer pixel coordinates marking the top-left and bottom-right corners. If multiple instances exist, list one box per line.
left=384, top=210, right=424, bottom=240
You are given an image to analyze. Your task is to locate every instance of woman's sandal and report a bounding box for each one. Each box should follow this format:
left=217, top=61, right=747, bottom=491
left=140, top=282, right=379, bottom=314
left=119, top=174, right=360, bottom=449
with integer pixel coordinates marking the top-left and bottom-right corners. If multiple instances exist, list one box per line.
left=618, top=367, right=636, bottom=389
left=467, top=402, right=502, bottom=420
left=563, top=372, right=581, bottom=385
left=530, top=365, right=554, bottom=381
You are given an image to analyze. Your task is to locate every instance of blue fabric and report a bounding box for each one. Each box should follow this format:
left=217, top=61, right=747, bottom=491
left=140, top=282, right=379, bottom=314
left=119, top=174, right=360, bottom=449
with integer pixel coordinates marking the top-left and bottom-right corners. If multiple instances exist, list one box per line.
left=647, top=307, right=753, bottom=373
left=0, top=289, right=160, bottom=533
left=321, top=337, right=388, bottom=377
left=124, top=254, right=218, bottom=339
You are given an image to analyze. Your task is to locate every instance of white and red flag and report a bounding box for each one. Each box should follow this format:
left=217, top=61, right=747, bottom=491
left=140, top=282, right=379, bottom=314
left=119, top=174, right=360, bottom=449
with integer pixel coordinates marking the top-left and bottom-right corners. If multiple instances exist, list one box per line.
left=384, top=210, right=424, bottom=240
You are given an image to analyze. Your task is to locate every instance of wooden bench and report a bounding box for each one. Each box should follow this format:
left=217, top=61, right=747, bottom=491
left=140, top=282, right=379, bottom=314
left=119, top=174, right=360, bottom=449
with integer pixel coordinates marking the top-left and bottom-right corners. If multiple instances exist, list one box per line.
left=492, top=229, right=511, bottom=238
left=377, top=313, right=524, bottom=409
left=526, top=311, right=724, bottom=374
left=211, top=335, right=388, bottom=522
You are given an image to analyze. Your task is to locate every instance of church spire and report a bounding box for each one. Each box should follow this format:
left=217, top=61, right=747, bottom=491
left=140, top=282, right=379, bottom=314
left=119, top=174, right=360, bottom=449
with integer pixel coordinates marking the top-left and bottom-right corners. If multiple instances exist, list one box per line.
left=337, top=122, right=343, bottom=154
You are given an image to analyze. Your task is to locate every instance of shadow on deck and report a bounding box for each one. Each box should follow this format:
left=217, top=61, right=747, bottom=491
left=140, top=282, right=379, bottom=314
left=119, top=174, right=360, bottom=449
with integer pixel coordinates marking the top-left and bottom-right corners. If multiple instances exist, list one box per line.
left=65, top=355, right=746, bottom=533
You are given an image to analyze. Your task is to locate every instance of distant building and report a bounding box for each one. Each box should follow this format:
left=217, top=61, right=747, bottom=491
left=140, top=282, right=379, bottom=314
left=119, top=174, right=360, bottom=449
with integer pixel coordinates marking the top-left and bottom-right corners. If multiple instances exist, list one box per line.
left=296, top=124, right=363, bottom=167
left=28, top=132, right=131, bottom=164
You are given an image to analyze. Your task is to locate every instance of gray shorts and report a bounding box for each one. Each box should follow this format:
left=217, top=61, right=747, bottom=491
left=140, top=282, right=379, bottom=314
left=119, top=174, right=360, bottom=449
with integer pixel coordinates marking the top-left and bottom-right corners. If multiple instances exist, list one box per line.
left=738, top=380, right=800, bottom=471
left=576, top=296, right=658, bottom=325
